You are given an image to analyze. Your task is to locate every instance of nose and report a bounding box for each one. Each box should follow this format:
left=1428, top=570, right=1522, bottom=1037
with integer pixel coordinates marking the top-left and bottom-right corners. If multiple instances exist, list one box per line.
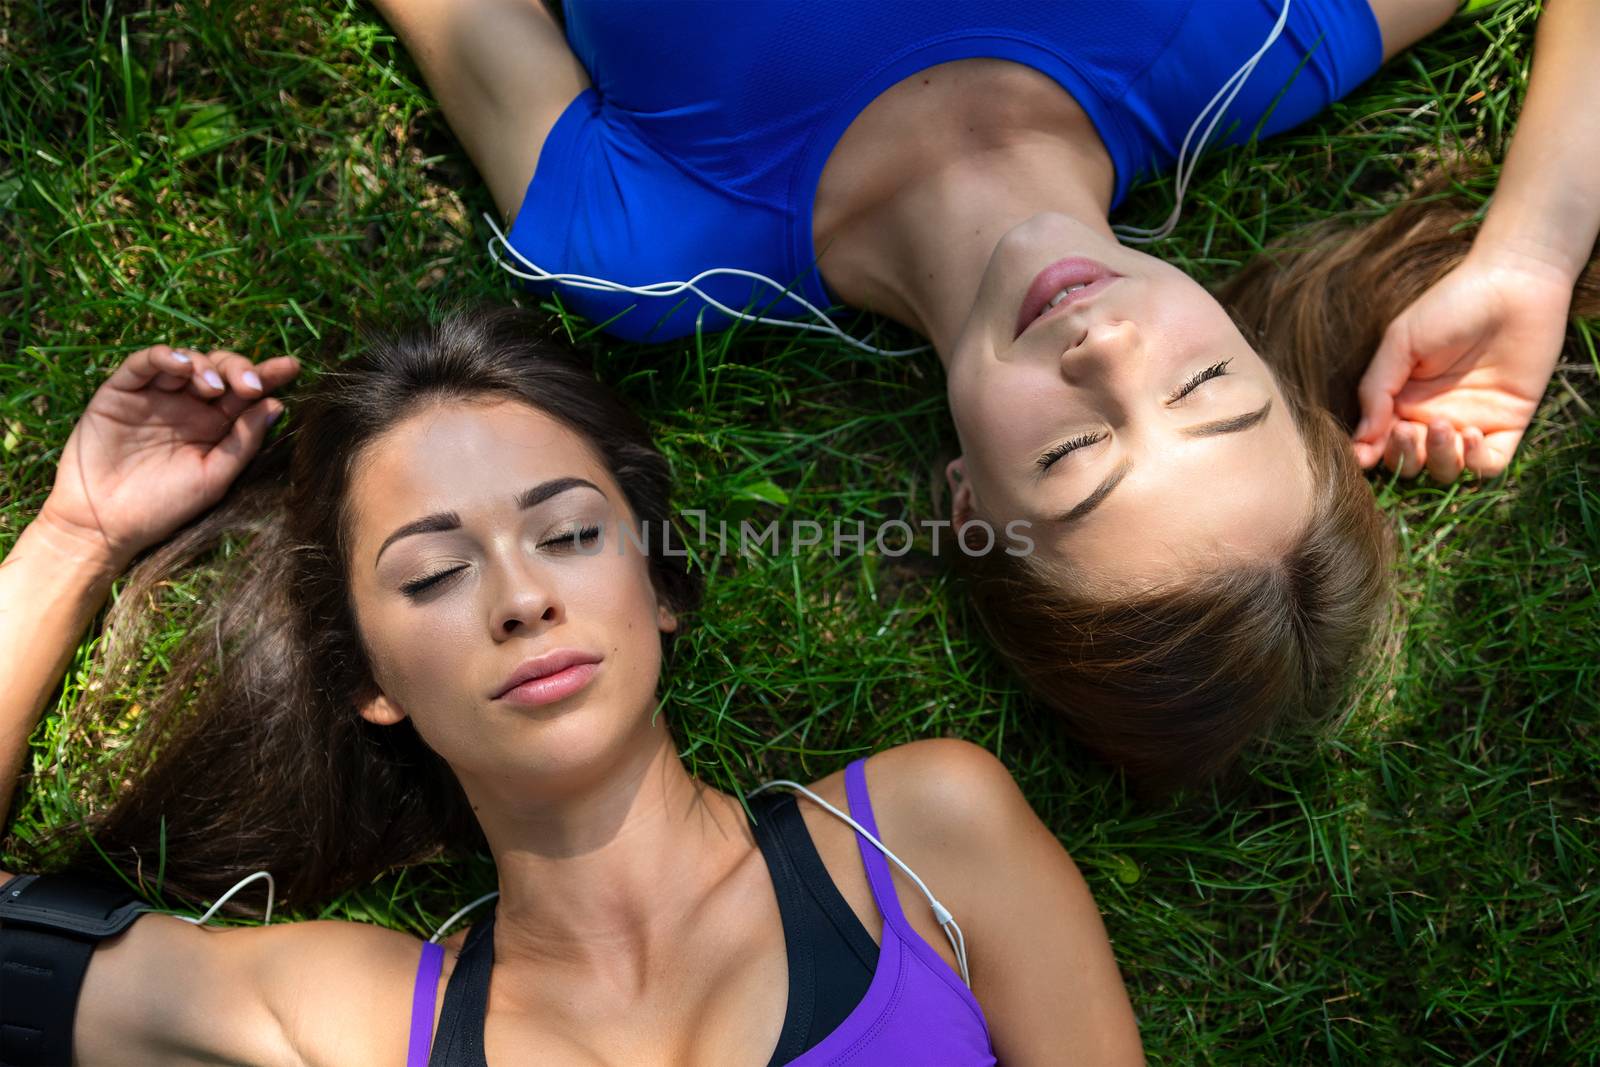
left=488, top=553, right=562, bottom=639
left=1060, top=317, right=1140, bottom=381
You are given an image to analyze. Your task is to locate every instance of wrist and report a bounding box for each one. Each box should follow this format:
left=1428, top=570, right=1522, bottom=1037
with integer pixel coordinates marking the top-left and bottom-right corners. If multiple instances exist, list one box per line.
left=22, top=510, right=132, bottom=584
left=1473, top=207, right=1596, bottom=287
left=1464, top=231, right=1587, bottom=289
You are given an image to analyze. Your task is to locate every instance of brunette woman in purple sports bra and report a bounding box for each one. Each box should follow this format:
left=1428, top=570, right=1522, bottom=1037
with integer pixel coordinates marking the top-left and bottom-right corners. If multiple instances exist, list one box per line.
left=0, top=310, right=1144, bottom=1064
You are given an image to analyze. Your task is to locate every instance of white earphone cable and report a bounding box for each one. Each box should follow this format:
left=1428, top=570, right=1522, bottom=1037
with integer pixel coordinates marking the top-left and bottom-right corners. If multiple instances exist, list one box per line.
left=484, top=214, right=930, bottom=357
left=1113, top=0, right=1293, bottom=243
left=163, top=785, right=971, bottom=988
left=747, top=778, right=971, bottom=988
left=164, top=868, right=500, bottom=949
left=428, top=890, right=502, bottom=944
left=164, top=869, right=277, bottom=927
left=485, top=0, right=1291, bottom=346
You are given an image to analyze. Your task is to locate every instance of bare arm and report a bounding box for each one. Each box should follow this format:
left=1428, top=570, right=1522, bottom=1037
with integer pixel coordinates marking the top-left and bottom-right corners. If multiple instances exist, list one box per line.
left=373, top=0, right=590, bottom=222
left=0, top=864, right=424, bottom=1067
left=1355, top=0, right=1600, bottom=479
left=0, top=348, right=426, bottom=1067
left=0, top=522, right=121, bottom=829
left=1472, top=0, right=1600, bottom=280
left=70, top=912, right=421, bottom=1066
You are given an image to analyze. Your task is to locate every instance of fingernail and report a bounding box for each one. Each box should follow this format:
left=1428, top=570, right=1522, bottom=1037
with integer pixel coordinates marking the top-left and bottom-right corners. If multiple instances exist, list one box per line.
left=204, top=370, right=224, bottom=390
left=171, top=350, right=190, bottom=363
left=243, top=370, right=263, bottom=391
left=266, top=404, right=283, bottom=426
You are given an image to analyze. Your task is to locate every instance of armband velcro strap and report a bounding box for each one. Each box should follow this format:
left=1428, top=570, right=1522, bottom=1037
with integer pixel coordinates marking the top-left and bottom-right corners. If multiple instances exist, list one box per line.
left=0, top=873, right=150, bottom=1067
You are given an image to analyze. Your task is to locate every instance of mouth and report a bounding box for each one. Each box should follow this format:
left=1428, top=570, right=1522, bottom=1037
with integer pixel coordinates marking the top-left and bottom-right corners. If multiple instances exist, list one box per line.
left=1014, top=257, right=1123, bottom=341
left=493, top=649, right=605, bottom=707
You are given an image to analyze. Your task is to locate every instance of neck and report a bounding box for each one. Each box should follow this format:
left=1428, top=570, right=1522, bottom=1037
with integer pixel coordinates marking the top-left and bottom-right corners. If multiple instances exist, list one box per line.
left=462, top=725, right=753, bottom=973
left=820, top=132, right=1118, bottom=361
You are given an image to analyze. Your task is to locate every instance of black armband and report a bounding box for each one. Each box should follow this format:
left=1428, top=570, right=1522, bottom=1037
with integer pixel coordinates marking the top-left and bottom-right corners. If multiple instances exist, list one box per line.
left=0, top=873, right=150, bottom=1067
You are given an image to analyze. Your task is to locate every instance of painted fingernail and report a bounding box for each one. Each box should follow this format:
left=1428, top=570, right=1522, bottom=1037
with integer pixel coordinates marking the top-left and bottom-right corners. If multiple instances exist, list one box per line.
left=204, top=370, right=224, bottom=390
left=266, top=403, right=284, bottom=426
left=243, top=371, right=263, bottom=391
left=171, top=350, right=191, bottom=363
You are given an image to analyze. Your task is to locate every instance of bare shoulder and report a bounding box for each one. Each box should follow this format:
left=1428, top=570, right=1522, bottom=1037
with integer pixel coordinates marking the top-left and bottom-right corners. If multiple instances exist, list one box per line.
left=73, top=908, right=438, bottom=1067
left=858, top=738, right=1034, bottom=847
left=789, top=741, right=1045, bottom=980
left=842, top=745, right=1146, bottom=1064
left=795, top=739, right=1037, bottom=880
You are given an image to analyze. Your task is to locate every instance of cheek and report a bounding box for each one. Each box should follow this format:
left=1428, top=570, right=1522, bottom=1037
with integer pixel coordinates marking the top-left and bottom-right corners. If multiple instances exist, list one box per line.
left=970, top=377, right=1067, bottom=477
left=1152, top=278, right=1239, bottom=341
left=362, top=595, right=480, bottom=709
left=605, top=552, right=672, bottom=682
left=610, top=558, right=668, bottom=657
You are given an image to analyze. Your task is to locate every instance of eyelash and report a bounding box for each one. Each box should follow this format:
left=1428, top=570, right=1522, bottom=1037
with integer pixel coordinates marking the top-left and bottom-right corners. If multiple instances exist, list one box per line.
left=1166, top=359, right=1232, bottom=404
left=1036, top=432, right=1105, bottom=472
left=399, top=525, right=603, bottom=599
left=1035, top=360, right=1234, bottom=471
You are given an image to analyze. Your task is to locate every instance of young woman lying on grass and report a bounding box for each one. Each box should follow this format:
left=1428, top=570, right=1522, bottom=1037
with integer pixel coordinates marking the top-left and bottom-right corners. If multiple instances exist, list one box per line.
left=376, top=0, right=1600, bottom=788
left=0, top=309, right=1142, bottom=1066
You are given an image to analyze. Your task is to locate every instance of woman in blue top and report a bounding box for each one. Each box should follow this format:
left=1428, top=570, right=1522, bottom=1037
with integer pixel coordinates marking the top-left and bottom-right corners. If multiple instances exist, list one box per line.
left=376, top=0, right=1600, bottom=788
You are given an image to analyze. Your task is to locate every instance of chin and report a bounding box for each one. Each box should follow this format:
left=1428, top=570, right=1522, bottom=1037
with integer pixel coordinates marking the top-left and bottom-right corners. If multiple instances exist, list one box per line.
left=496, top=698, right=659, bottom=788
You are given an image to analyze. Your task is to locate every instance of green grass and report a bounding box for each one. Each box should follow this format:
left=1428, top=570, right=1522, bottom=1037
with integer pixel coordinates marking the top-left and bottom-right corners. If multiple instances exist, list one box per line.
left=3, top=1, right=1596, bottom=1062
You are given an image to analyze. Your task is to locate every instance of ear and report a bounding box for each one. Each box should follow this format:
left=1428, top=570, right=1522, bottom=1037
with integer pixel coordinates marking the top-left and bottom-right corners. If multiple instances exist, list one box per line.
left=356, top=688, right=408, bottom=727
left=945, top=456, right=977, bottom=533
left=656, top=599, right=679, bottom=635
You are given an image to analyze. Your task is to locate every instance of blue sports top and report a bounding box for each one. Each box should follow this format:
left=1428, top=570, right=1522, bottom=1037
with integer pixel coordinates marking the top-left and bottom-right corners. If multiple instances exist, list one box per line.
left=502, top=0, right=1384, bottom=343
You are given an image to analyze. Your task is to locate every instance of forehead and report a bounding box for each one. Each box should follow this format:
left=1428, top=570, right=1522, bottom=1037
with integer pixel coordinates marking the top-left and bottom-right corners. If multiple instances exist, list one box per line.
left=348, top=398, right=606, bottom=535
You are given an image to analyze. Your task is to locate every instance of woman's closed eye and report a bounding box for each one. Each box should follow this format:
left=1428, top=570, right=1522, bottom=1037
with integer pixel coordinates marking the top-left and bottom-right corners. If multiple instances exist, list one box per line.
left=542, top=524, right=603, bottom=551
left=1036, top=431, right=1106, bottom=473
left=401, top=565, right=466, bottom=598
left=1035, top=359, right=1237, bottom=473
left=1166, top=359, right=1232, bottom=404
left=398, top=525, right=603, bottom=598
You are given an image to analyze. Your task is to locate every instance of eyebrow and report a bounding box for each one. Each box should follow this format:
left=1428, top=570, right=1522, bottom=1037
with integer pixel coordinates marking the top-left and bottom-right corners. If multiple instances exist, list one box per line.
left=373, top=477, right=603, bottom=568
left=1054, top=459, right=1134, bottom=524
left=1053, top=400, right=1273, bottom=525
left=1180, top=399, right=1272, bottom=439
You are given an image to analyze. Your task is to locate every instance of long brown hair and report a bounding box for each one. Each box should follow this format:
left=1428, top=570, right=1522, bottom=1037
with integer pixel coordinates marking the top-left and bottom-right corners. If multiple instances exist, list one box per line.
left=34, top=307, right=702, bottom=909
left=962, top=169, right=1600, bottom=794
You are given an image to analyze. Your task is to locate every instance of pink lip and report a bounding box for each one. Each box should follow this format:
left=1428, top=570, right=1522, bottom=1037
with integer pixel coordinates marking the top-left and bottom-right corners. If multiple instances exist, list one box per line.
left=492, top=649, right=604, bottom=706
left=1013, top=257, right=1123, bottom=340
left=499, top=662, right=600, bottom=707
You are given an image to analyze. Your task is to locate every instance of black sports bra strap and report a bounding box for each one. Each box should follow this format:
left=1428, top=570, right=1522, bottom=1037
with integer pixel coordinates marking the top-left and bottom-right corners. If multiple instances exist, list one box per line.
left=428, top=907, right=496, bottom=1067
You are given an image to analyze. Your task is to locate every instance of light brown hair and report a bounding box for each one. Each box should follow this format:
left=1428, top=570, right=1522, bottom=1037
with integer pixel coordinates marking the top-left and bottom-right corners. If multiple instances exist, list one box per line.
left=961, top=170, right=1600, bottom=794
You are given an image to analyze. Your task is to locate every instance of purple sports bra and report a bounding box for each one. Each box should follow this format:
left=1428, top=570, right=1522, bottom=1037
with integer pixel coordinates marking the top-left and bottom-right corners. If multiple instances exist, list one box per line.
left=405, top=757, right=996, bottom=1065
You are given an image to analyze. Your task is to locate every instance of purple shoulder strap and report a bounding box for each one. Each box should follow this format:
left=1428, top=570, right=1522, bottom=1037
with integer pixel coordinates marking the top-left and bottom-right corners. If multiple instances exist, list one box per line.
left=407, top=940, right=446, bottom=1067
left=843, top=757, right=913, bottom=931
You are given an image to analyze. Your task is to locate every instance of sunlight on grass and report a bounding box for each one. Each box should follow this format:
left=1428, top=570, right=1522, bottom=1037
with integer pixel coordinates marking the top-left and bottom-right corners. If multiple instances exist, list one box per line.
left=1, top=2, right=1594, bottom=1062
